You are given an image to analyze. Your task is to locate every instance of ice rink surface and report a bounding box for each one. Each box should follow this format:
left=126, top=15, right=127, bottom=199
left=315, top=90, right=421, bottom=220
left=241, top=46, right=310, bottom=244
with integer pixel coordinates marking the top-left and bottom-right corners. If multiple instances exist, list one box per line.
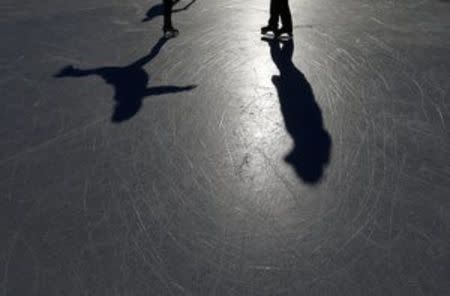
left=1, top=0, right=450, bottom=295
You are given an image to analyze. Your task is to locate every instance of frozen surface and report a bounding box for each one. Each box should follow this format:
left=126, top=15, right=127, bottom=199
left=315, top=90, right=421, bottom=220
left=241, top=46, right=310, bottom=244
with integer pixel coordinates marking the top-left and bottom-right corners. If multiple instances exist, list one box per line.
left=1, top=0, right=450, bottom=295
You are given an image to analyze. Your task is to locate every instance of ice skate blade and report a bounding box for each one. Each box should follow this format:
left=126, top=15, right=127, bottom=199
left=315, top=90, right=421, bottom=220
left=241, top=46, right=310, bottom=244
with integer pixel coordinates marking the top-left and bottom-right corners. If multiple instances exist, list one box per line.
left=278, top=34, right=293, bottom=42
left=261, top=32, right=277, bottom=41
left=164, top=30, right=179, bottom=39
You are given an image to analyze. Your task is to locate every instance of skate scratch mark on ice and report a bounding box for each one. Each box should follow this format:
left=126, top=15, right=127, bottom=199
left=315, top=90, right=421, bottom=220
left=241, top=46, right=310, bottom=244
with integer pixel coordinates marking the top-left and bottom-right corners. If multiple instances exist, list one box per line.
left=181, top=151, right=195, bottom=170
left=312, top=28, right=338, bottom=45
left=0, top=55, right=24, bottom=69
left=307, top=254, right=364, bottom=286
left=172, top=121, right=177, bottom=147
left=199, top=139, right=207, bottom=149
left=0, top=117, right=108, bottom=166
left=342, top=78, right=359, bottom=101
left=82, top=177, right=89, bottom=212
left=130, top=240, right=175, bottom=296
left=365, top=61, right=390, bottom=91
left=198, top=165, right=214, bottom=188
left=325, top=54, right=338, bottom=64
left=113, top=167, right=163, bottom=264
left=224, top=137, right=234, bottom=166
left=376, top=69, right=390, bottom=91
left=433, top=104, right=446, bottom=130
left=370, top=17, right=386, bottom=26
left=336, top=47, right=360, bottom=71
left=411, top=77, right=429, bottom=121
left=218, top=110, right=226, bottom=129
left=170, top=281, right=186, bottom=293
left=336, top=206, right=377, bottom=254
left=256, top=148, right=296, bottom=198
left=366, top=34, right=395, bottom=53
left=240, top=96, right=258, bottom=115
left=192, top=174, right=213, bottom=197
left=112, top=19, right=129, bottom=25
left=211, top=250, right=225, bottom=296
left=2, top=231, right=21, bottom=296
left=249, top=265, right=280, bottom=271
left=20, top=234, right=40, bottom=295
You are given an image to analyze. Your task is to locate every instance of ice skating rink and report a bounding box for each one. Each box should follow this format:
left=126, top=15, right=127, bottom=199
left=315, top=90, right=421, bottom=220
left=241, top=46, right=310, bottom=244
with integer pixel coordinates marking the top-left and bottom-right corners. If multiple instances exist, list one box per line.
left=1, top=0, right=449, bottom=295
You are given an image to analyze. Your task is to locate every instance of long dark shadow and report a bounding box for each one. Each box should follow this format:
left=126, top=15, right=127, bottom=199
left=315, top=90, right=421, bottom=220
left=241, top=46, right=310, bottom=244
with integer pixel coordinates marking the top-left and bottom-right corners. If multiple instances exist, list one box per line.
left=264, top=38, right=331, bottom=183
left=142, top=0, right=197, bottom=23
left=54, top=37, right=196, bottom=123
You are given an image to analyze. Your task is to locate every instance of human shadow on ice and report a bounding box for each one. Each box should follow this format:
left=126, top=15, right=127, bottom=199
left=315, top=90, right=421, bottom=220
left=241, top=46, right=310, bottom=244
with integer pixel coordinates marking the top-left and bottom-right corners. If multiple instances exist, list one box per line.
left=264, top=38, right=331, bottom=183
left=54, top=37, right=196, bottom=123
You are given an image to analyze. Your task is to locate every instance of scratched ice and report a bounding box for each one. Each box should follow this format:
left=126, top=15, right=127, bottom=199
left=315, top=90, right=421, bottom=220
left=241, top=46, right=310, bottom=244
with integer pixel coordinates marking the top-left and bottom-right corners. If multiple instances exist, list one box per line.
left=0, top=0, right=449, bottom=295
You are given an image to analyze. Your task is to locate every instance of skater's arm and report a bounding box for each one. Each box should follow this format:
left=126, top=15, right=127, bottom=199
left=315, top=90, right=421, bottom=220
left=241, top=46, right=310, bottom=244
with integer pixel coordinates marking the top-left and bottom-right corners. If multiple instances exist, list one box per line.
left=173, top=0, right=196, bottom=12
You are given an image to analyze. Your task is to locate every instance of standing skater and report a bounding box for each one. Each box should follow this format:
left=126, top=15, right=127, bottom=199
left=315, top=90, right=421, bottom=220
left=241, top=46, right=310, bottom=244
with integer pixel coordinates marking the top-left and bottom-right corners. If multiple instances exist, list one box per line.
left=261, top=0, right=293, bottom=39
left=163, top=0, right=179, bottom=38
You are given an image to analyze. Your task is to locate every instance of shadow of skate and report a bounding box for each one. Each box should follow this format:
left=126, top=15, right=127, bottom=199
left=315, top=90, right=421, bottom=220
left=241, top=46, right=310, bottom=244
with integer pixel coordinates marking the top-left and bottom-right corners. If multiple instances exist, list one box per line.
left=263, top=38, right=331, bottom=184
left=54, top=37, right=196, bottom=123
left=142, top=0, right=197, bottom=22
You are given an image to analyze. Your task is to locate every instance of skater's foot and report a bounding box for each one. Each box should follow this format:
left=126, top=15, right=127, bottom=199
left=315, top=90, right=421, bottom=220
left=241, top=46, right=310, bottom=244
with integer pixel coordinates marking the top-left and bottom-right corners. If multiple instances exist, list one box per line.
left=276, top=27, right=293, bottom=40
left=163, top=27, right=179, bottom=38
left=261, top=25, right=278, bottom=35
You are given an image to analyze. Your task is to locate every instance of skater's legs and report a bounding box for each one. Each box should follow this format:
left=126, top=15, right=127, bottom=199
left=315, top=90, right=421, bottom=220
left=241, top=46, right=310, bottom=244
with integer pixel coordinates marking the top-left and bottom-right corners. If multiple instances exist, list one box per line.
left=268, top=0, right=280, bottom=29
left=262, top=0, right=281, bottom=34
left=279, top=0, right=293, bottom=32
left=163, top=0, right=173, bottom=29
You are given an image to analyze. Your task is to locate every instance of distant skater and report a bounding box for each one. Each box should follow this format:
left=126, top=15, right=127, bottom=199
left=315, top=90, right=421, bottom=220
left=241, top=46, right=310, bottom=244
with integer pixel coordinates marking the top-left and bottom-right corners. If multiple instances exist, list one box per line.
left=163, top=0, right=179, bottom=38
left=261, top=0, right=293, bottom=39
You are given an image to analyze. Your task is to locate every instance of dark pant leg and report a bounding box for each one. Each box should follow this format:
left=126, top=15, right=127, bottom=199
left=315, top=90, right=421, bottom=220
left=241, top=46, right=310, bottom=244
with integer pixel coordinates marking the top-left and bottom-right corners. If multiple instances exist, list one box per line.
left=279, top=0, right=293, bottom=32
left=163, top=0, right=173, bottom=29
left=268, top=0, right=280, bottom=28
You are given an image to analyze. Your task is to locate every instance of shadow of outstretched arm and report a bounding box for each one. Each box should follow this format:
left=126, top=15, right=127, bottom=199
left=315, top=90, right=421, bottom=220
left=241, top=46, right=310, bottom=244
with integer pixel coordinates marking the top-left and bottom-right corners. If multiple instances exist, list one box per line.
left=142, top=3, right=164, bottom=22
left=54, top=65, right=101, bottom=78
left=145, top=85, right=197, bottom=96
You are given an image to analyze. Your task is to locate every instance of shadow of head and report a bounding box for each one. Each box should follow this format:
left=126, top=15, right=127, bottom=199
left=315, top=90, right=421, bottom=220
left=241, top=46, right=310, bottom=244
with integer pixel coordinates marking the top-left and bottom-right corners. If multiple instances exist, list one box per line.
left=112, top=100, right=142, bottom=122
left=285, top=129, right=332, bottom=184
